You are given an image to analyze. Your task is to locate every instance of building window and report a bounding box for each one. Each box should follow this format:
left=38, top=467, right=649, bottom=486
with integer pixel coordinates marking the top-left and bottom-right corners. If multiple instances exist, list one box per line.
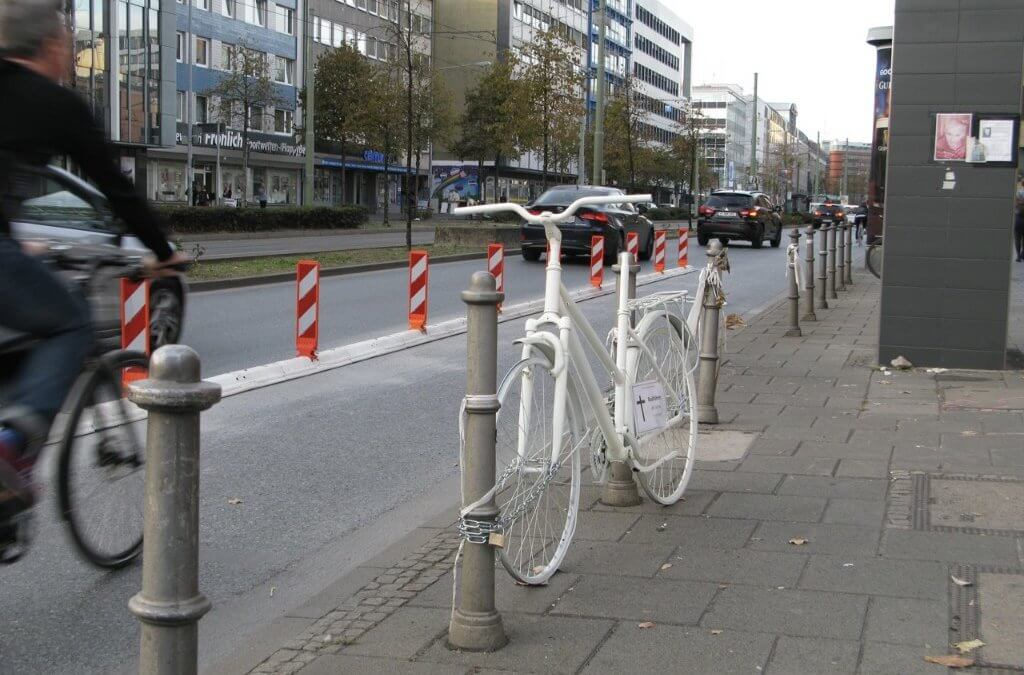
left=366, top=36, right=377, bottom=59
left=194, top=36, right=209, bottom=67
left=356, top=0, right=366, bottom=8
left=249, top=105, right=264, bottom=131
left=221, top=42, right=235, bottom=70
left=319, top=18, right=331, bottom=44
left=193, top=0, right=208, bottom=10
left=274, top=109, right=293, bottom=134
left=274, top=56, right=294, bottom=85
left=176, top=91, right=185, bottom=122
left=223, top=0, right=235, bottom=17
left=176, top=31, right=184, bottom=62
left=195, top=94, right=208, bottom=124
left=281, top=7, right=294, bottom=34
left=357, top=32, right=366, bottom=55
left=254, top=0, right=267, bottom=27
left=332, top=23, right=344, bottom=48
left=345, top=0, right=355, bottom=6
left=367, top=0, right=377, bottom=15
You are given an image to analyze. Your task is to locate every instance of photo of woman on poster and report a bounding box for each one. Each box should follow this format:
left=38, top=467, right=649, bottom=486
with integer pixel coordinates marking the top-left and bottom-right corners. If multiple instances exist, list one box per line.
left=934, top=113, right=972, bottom=161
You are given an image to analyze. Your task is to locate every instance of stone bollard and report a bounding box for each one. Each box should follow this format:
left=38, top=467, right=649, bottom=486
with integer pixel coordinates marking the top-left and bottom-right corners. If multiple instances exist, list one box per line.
left=449, top=272, right=507, bottom=652
left=696, top=240, right=726, bottom=424
left=602, top=253, right=643, bottom=507
left=802, top=225, right=817, bottom=322
left=837, top=223, right=847, bottom=292
left=785, top=229, right=802, bottom=337
left=128, top=345, right=221, bottom=675
left=827, top=224, right=838, bottom=300
left=844, top=223, right=854, bottom=286
left=817, top=226, right=829, bottom=310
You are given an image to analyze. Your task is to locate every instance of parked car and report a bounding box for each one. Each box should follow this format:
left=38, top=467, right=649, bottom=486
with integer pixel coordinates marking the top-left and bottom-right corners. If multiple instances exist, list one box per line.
left=810, top=201, right=846, bottom=229
left=6, top=164, right=187, bottom=350
left=520, top=186, right=656, bottom=265
left=696, top=190, right=783, bottom=249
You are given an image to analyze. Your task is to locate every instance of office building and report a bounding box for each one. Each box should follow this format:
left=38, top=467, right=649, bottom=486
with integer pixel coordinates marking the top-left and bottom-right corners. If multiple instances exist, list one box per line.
left=691, top=83, right=749, bottom=190
left=824, top=140, right=871, bottom=204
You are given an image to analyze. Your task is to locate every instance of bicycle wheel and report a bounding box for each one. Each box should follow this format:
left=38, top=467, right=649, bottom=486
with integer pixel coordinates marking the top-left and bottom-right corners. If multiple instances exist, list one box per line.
left=629, top=311, right=698, bottom=505
left=494, top=346, right=582, bottom=585
left=57, top=350, right=147, bottom=569
left=866, top=242, right=883, bottom=279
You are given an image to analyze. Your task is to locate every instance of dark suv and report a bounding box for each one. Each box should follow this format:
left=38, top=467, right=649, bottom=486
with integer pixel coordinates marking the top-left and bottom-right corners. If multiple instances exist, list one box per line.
left=810, top=201, right=847, bottom=229
left=696, top=191, right=783, bottom=249
left=520, top=186, right=655, bottom=265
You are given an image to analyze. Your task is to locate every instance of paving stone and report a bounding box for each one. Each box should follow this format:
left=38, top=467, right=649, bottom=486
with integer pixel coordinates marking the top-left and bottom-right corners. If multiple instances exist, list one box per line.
left=694, top=459, right=743, bottom=472
left=302, top=654, right=466, bottom=675
left=851, top=429, right=940, bottom=448
left=766, top=636, right=860, bottom=675
left=408, top=570, right=577, bottom=615
left=760, top=426, right=851, bottom=443
left=421, top=613, right=612, bottom=675
left=701, top=585, right=868, bottom=639
left=587, top=490, right=716, bottom=517
left=570, top=511, right=641, bottom=542
left=581, top=624, right=774, bottom=675
left=342, top=607, right=447, bottom=660
left=661, top=547, right=807, bottom=588
left=559, top=539, right=677, bottom=578
left=857, top=641, right=948, bottom=674
left=748, top=522, right=881, bottom=558
left=823, top=498, right=886, bottom=527
left=549, top=574, right=716, bottom=624
left=835, top=459, right=890, bottom=478
left=978, top=571, right=1024, bottom=668
left=880, top=529, right=1022, bottom=565
left=689, top=470, right=783, bottom=494
left=864, top=597, right=949, bottom=648
left=707, top=493, right=827, bottom=522
left=737, top=455, right=837, bottom=477
left=619, top=514, right=758, bottom=549
left=776, top=475, right=887, bottom=500
left=863, top=401, right=940, bottom=417
left=799, top=555, right=946, bottom=600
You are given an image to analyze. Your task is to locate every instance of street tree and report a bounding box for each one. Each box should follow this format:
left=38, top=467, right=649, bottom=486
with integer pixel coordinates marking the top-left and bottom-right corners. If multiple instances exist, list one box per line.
left=673, top=105, right=712, bottom=208
left=364, top=65, right=406, bottom=227
left=603, top=77, right=653, bottom=192
left=204, top=41, right=287, bottom=203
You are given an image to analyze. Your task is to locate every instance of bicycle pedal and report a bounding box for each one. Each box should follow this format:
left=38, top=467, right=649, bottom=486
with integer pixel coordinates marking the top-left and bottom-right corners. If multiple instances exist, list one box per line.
left=0, top=507, right=34, bottom=565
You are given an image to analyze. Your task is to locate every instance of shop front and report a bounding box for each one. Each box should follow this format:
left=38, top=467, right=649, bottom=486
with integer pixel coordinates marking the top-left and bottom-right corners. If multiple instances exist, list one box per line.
left=315, top=150, right=422, bottom=214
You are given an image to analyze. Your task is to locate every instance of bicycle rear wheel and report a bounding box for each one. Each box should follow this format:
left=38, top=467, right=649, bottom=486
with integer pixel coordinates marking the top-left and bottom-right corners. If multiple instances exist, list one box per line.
left=629, top=311, right=697, bottom=505
left=57, top=350, right=147, bottom=569
left=866, top=241, right=883, bottom=279
left=494, top=348, right=582, bottom=585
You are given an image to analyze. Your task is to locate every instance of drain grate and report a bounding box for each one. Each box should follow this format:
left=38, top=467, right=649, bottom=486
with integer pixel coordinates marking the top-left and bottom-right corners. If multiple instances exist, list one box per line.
left=886, top=472, right=1024, bottom=537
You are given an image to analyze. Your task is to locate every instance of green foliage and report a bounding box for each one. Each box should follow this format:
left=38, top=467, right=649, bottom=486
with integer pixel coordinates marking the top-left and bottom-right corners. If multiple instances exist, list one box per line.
left=452, top=58, right=525, bottom=169
left=646, top=207, right=691, bottom=221
left=160, top=206, right=369, bottom=234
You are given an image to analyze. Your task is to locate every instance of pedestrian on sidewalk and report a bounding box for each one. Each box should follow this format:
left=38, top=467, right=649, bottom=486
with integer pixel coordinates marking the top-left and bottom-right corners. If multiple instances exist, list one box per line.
left=1015, top=178, right=1024, bottom=262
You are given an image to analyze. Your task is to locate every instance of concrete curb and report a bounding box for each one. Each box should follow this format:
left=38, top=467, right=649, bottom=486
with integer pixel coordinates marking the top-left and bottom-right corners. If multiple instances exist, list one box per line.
left=176, top=225, right=438, bottom=242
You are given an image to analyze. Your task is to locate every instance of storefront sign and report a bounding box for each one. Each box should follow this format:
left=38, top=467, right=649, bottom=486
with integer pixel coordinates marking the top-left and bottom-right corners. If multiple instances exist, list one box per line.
left=363, top=150, right=385, bottom=164
left=176, top=124, right=306, bottom=158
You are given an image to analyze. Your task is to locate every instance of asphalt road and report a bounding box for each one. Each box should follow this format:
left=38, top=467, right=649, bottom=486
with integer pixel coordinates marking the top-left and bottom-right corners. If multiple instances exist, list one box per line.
left=0, top=237, right=867, bottom=674
left=181, top=229, right=435, bottom=260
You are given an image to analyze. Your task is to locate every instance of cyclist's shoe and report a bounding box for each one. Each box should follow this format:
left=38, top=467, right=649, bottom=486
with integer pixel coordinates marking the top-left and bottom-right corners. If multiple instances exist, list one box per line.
left=0, top=428, right=36, bottom=565
left=0, top=495, right=34, bottom=565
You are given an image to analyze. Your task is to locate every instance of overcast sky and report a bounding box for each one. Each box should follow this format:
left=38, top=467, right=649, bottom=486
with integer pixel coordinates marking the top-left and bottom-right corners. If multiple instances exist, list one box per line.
left=667, top=0, right=896, bottom=144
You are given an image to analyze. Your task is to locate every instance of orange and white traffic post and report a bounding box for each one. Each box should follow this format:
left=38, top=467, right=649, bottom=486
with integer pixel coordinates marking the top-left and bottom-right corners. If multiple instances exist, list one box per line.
left=295, top=260, right=320, bottom=359
left=120, top=278, right=150, bottom=386
left=487, top=243, right=504, bottom=311
left=590, top=235, right=604, bottom=288
left=678, top=227, right=689, bottom=268
left=654, top=230, right=667, bottom=273
left=626, top=231, right=639, bottom=261
left=409, top=249, right=429, bottom=331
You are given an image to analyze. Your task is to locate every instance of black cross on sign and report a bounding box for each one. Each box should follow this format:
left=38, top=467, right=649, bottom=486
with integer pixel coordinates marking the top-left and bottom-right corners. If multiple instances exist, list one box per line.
left=636, top=394, right=648, bottom=421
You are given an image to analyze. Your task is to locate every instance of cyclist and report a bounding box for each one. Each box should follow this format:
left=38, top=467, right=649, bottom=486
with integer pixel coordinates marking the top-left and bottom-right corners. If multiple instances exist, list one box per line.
left=0, top=0, right=187, bottom=560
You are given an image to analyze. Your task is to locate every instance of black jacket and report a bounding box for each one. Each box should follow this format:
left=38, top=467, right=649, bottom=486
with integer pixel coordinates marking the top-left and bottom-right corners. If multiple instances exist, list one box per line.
left=0, top=60, right=173, bottom=260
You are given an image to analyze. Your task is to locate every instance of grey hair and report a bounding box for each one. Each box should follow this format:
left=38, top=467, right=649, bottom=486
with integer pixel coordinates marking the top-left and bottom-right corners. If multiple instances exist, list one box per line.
left=0, top=0, right=66, bottom=59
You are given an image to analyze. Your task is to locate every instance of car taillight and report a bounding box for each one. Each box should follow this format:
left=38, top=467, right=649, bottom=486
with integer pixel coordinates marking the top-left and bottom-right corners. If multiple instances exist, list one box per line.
left=740, top=208, right=757, bottom=218
left=813, top=210, right=821, bottom=217
left=527, top=209, right=542, bottom=216
left=698, top=205, right=716, bottom=216
left=579, top=210, right=609, bottom=223
left=836, top=211, right=845, bottom=218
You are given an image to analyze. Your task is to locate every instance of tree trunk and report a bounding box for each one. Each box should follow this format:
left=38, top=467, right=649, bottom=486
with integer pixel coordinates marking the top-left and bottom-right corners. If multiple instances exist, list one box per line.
left=477, top=158, right=484, bottom=207
left=340, top=137, right=348, bottom=205
left=493, top=154, right=501, bottom=202
left=383, top=132, right=391, bottom=227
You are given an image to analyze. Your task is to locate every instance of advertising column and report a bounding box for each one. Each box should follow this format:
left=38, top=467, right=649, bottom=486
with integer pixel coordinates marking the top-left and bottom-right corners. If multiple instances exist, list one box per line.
left=866, top=27, right=893, bottom=243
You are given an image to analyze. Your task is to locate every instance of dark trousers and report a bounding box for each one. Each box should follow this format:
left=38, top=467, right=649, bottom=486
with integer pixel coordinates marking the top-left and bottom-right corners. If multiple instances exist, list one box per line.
left=0, top=237, right=92, bottom=437
left=1015, top=218, right=1024, bottom=259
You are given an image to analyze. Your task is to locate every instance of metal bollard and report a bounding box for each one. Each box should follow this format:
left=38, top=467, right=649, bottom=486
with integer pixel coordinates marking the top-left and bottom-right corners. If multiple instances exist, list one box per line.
left=127, top=345, right=221, bottom=675
left=785, top=229, right=802, bottom=337
left=827, top=224, right=838, bottom=300
left=802, top=225, right=817, bottom=322
left=817, top=226, right=829, bottom=310
left=449, top=272, right=507, bottom=652
left=844, top=223, right=854, bottom=286
left=696, top=241, right=725, bottom=424
left=837, top=223, right=846, bottom=292
left=603, top=253, right=643, bottom=506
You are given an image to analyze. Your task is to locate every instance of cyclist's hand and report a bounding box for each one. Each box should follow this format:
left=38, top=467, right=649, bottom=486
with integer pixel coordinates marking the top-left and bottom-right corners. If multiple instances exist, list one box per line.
left=20, top=240, right=49, bottom=257
left=145, top=251, right=190, bottom=277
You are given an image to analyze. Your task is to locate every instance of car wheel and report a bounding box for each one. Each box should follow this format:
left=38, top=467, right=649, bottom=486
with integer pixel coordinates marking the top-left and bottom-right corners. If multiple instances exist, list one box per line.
left=770, top=224, right=782, bottom=248
left=639, top=228, right=654, bottom=261
left=522, top=247, right=541, bottom=262
left=149, top=283, right=183, bottom=348
left=751, top=225, right=764, bottom=249
left=697, top=231, right=709, bottom=246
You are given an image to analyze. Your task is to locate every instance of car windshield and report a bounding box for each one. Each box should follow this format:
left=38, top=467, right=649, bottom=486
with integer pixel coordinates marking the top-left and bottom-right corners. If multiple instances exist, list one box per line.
left=706, top=194, right=751, bottom=208
left=533, top=187, right=621, bottom=206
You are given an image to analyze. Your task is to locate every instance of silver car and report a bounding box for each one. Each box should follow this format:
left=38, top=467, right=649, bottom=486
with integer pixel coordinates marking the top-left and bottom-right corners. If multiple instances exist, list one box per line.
left=6, top=165, right=186, bottom=350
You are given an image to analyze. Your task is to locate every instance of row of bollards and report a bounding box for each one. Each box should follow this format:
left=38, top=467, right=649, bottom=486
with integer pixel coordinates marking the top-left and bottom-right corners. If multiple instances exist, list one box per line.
left=787, top=221, right=857, bottom=339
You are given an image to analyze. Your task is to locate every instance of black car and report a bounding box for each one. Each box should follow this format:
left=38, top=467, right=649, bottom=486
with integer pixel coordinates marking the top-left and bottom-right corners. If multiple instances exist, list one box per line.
left=810, top=201, right=847, bottom=229
left=696, top=190, right=783, bottom=249
left=520, top=186, right=655, bottom=265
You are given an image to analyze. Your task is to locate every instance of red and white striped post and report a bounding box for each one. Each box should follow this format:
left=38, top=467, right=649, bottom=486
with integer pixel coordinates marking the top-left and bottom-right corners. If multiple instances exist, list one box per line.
left=120, top=278, right=150, bottom=385
left=626, top=232, right=639, bottom=261
left=590, top=235, right=604, bottom=288
left=487, top=243, right=504, bottom=311
left=409, top=249, right=429, bottom=331
left=678, top=227, right=689, bottom=268
left=654, top=230, right=666, bottom=273
left=296, top=260, right=320, bottom=359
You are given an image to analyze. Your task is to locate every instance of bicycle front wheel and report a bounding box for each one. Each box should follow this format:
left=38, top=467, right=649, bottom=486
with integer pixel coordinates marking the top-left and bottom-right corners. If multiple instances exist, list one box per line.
left=866, top=242, right=883, bottom=279
left=494, top=348, right=582, bottom=585
left=57, top=350, right=147, bottom=569
left=629, top=311, right=698, bottom=505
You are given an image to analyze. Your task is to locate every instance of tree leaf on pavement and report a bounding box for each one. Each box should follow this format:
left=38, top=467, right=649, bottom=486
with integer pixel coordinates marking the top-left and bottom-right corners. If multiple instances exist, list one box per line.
left=951, top=575, right=972, bottom=587
left=637, top=621, right=656, bottom=629
left=710, top=629, right=723, bottom=635
left=788, top=538, right=808, bottom=546
left=725, top=314, right=746, bottom=330
left=656, top=522, right=668, bottom=532
left=923, top=655, right=974, bottom=668
left=660, top=563, right=673, bottom=571
left=954, top=639, right=985, bottom=654
left=227, top=497, right=243, bottom=505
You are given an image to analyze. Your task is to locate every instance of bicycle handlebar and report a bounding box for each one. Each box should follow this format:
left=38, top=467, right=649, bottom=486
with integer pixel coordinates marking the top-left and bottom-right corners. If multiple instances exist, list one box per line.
left=452, top=193, right=653, bottom=225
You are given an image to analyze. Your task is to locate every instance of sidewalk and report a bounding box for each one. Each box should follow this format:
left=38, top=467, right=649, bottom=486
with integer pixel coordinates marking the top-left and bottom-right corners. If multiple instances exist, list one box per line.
left=224, top=268, right=1024, bottom=675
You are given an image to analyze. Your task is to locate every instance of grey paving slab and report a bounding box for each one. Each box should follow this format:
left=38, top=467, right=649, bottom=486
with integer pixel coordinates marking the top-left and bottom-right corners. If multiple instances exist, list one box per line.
left=794, top=441, right=894, bottom=460
left=746, top=438, right=802, bottom=456
left=836, top=459, right=891, bottom=479
left=700, top=585, right=868, bottom=640
left=990, top=447, right=1024, bottom=467
left=748, top=522, right=881, bottom=558
left=863, top=402, right=940, bottom=417
left=303, top=654, right=467, bottom=675
left=548, top=574, right=716, bottom=624
left=619, top=514, right=758, bottom=549
left=978, top=571, right=1024, bottom=668
left=766, top=636, right=861, bottom=675
left=738, top=455, right=838, bottom=476
left=581, top=624, right=775, bottom=675
left=661, top=547, right=807, bottom=588
left=863, top=598, right=950, bottom=648
left=939, top=433, right=1024, bottom=451
left=776, top=476, right=888, bottom=500
left=420, top=613, right=613, bottom=675
left=707, top=493, right=828, bottom=523
left=571, top=511, right=642, bottom=542
left=856, top=641, right=948, bottom=675
left=689, top=470, right=784, bottom=494
left=586, top=490, right=716, bottom=517
left=880, top=529, right=1022, bottom=565
left=695, top=459, right=744, bottom=472
left=407, top=571, right=578, bottom=615
left=851, top=430, right=941, bottom=448
left=799, top=556, right=947, bottom=601
left=343, top=607, right=450, bottom=660
left=927, top=478, right=1024, bottom=531
left=823, top=499, right=887, bottom=527
left=559, top=539, right=677, bottom=578
left=760, top=426, right=852, bottom=443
